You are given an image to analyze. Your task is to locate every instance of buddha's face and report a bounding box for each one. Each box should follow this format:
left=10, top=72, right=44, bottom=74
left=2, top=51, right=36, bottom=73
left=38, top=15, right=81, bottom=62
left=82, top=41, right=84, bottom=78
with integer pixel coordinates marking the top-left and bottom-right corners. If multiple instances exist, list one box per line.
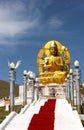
left=50, top=47, right=58, bottom=56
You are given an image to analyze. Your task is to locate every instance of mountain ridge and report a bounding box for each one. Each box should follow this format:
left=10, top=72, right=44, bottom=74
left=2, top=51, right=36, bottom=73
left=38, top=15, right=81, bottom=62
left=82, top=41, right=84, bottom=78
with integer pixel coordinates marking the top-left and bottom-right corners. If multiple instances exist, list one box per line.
left=0, top=80, right=19, bottom=99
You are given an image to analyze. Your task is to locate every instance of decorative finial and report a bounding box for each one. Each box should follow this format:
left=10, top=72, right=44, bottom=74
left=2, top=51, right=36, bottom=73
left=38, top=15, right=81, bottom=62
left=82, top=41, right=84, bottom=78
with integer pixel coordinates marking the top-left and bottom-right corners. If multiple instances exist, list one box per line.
left=69, top=69, right=73, bottom=74
left=8, top=60, right=21, bottom=70
left=74, top=60, right=79, bottom=68
left=23, top=70, right=27, bottom=76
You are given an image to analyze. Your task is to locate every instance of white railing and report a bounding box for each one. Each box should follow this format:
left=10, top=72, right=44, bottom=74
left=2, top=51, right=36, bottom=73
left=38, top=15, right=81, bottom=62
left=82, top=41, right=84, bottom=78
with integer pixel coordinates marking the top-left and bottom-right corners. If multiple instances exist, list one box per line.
left=0, top=112, right=17, bottom=130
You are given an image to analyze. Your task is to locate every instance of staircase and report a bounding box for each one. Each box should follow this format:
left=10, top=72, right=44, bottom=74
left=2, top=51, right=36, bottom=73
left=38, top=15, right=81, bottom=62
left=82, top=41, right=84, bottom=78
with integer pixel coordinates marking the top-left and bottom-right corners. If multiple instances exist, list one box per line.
left=28, top=99, right=56, bottom=130
left=54, top=99, right=83, bottom=130
left=0, top=99, right=47, bottom=130
left=0, top=98, right=83, bottom=130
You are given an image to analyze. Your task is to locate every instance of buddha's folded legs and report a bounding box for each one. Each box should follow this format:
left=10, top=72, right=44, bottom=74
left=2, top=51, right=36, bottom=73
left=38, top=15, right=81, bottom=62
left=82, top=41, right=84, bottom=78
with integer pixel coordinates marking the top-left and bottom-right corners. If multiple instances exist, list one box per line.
left=39, top=71, right=66, bottom=84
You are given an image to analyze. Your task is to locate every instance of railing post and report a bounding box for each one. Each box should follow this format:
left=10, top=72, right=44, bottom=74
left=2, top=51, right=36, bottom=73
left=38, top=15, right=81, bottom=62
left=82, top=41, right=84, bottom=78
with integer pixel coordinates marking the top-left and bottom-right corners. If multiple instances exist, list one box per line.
left=74, top=60, right=81, bottom=114
left=36, top=77, right=39, bottom=100
left=9, top=69, right=16, bottom=111
left=66, top=74, right=70, bottom=103
left=23, top=70, right=27, bottom=106
left=69, top=69, right=74, bottom=108
left=31, top=79, right=34, bottom=102
left=27, top=71, right=35, bottom=103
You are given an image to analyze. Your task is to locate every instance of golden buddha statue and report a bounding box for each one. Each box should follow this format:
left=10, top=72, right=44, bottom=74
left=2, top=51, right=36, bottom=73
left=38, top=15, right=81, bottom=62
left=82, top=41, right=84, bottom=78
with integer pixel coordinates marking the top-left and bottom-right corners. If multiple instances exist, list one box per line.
left=37, top=40, right=70, bottom=84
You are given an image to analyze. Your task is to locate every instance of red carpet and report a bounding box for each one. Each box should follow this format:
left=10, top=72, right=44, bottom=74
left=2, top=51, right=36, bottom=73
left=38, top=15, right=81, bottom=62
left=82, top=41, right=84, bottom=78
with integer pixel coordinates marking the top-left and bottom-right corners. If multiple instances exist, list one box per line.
left=27, top=99, right=56, bottom=130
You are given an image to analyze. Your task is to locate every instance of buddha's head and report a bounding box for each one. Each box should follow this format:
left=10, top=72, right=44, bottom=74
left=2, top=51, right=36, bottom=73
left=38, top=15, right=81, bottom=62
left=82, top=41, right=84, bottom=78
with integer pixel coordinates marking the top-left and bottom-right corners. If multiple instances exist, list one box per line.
left=50, top=41, right=58, bottom=56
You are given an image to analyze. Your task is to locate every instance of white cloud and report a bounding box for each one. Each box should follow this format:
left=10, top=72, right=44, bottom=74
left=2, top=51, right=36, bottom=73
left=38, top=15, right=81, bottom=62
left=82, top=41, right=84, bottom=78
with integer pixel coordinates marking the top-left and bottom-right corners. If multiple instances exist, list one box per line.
left=0, top=1, right=39, bottom=39
left=0, top=0, right=64, bottom=46
left=47, top=17, right=63, bottom=28
left=0, top=20, right=38, bottom=37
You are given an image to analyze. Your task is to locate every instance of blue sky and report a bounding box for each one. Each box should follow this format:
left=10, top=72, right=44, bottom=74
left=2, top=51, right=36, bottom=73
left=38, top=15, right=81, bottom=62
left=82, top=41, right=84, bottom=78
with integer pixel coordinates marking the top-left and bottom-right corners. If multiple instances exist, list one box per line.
left=0, top=0, right=84, bottom=85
